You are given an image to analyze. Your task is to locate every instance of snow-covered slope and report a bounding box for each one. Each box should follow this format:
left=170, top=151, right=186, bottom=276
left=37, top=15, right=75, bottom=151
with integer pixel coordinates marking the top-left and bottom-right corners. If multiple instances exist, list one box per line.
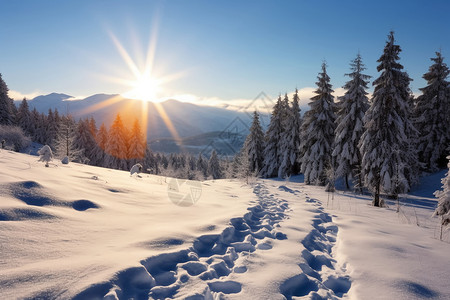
left=1, top=150, right=449, bottom=299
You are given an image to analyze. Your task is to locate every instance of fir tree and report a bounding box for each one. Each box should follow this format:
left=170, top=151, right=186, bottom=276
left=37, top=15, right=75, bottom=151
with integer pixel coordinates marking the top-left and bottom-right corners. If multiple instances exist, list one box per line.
left=143, top=146, right=159, bottom=174
left=197, top=153, right=208, bottom=179
left=74, top=118, right=99, bottom=164
left=279, top=90, right=302, bottom=178
left=244, top=111, right=264, bottom=174
left=30, top=108, right=40, bottom=142
left=54, top=115, right=83, bottom=162
left=261, top=96, right=283, bottom=178
left=128, top=119, right=146, bottom=165
left=434, top=156, right=450, bottom=238
left=333, top=54, right=370, bottom=191
left=0, top=73, right=13, bottom=125
left=46, top=109, right=60, bottom=148
left=38, top=145, right=53, bottom=167
left=359, top=32, right=415, bottom=206
left=16, top=98, right=33, bottom=136
left=415, top=51, right=450, bottom=171
left=300, top=63, right=336, bottom=185
left=105, top=114, right=128, bottom=170
left=208, top=150, right=223, bottom=179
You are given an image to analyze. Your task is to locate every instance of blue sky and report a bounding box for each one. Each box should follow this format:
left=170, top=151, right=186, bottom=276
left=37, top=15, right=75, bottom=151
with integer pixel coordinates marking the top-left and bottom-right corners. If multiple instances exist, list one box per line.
left=0, top=0, right=449, bottom=103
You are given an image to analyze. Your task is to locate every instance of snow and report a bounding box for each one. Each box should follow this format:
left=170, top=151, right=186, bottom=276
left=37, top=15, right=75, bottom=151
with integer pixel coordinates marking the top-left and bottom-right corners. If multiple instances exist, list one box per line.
left=1, top=150, right=449, bottom=299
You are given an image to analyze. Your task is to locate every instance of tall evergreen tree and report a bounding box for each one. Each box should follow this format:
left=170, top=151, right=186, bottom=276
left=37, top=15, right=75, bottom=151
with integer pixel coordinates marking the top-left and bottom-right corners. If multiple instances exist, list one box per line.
left=16, top=98, right=33, bottom=136
left=143, top=146, right=158, bottom=174
left=0, top=73, right=13, bottom=125
left=359, top=32, right=415, bottom=206
left=105, top=114, right=128, bottom=170
left=197, top=153, right=208, bottom=179
left=46, top=109, right=60, bottom=148
left=434, top=156, right=450, bottom=236
left=244, top=111, right=264, bottom=174
left=261, top=96, right=283, bottom=177
left=279, top=90, right=302, bottom=178
left=208, top=150, right=223, bottom=179
left=333, top=54, right=370, bottom=190
left=74, top=118, right=100, bottom=164
left=415, top=51, right=450, bottom=171
left=54, top=115, right=83, bottom=162
left=95, top=123, right=109, bottom=167
left=128, top=119, right=146, bottom=165
left=300, top=63, right=336, bottom=185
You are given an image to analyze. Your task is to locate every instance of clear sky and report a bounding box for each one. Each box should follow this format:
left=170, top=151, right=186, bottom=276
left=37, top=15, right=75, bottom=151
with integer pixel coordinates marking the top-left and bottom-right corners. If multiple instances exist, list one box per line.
left=0, top=0, right=449, bottom=103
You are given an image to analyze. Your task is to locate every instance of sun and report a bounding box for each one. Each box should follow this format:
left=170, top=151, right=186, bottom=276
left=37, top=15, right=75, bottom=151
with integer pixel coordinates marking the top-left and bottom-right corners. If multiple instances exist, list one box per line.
left=123, top=73, right=161, bottom=102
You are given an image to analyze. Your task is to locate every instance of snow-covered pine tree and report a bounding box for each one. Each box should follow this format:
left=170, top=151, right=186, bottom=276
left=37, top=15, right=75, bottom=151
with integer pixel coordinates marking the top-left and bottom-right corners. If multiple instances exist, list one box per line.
left=95, top=123, right=108, bottom=167
left=35, top=112, right=48, bottom=144
left=197, top=153, right=208, bottom=179
left=359, top=32, right=415, bottom=206
left=261, top=95, right=283, bottom=178
left=54, top=115, right=83, bottom=162
left=208, top=150, right=223, bottom=179
left=415, top=51, right=450, bottom=171
left=16, top=98, right=33, bottom=136
left=300, top=63, right=336, bottom=185
left=46, top=109, right=61, bottom=148
left=333, top=54, right=370, bottom=191
left=0, top=73, right=13, bottom=125
left=74, top=118, right=99, bottom=164
left=105, top=114, right=128, bottom=170
left=128, top=119, right=146, bottom=166
left=434, top=156, right=450, bottom=239
left=244, top=111, right=264, bottom=174
left=279, top=90, right=302, bottom=178
left=38, top=145, right=53, bottom=167
left=143, top=145, right=158, bottom=174
left=85, top=117, right=103, bottom=166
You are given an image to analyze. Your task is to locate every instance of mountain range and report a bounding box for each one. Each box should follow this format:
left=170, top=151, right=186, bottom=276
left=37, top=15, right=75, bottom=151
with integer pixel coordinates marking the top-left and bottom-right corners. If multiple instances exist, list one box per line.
left=16, top=93, right=271, bottom=155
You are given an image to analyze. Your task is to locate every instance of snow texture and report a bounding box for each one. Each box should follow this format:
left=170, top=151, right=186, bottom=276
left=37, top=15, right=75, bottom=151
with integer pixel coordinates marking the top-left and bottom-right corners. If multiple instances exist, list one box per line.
left=0, top=151, right=449, bottom=299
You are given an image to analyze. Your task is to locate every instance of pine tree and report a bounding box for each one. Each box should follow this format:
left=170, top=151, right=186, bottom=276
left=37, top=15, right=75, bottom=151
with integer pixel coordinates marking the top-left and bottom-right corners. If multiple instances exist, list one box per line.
left=333, top=54, right=370, bottom=191
left=300, top=63, right=336, bottom=185
left=279, top=90, right=302, bottom=178
left=38, top=145, right=53, bottom=167
left=46, top=109, right=60, bottom=148
left=415, top=51, right=450, bottom=171
left=74, top=118, right=99, bottom=164
left=434, top=156, right=450, bottom=239
left=359, top=32, right=415, bottom=206
left=261, top=96, right=283, bottom=177
left=143, top=145, right=158, bottom=174
left=244, top=111, right=264, bottom=174
left=197, top=153, right=208, bottom=179
left=85, top=117, right=103, bottom=166
left=30, top=108, right=40, bottom=142
left=16, top=98, right=33, bottom=136
left=95, top=123, right=108, bottom=167
left=34, top=112, right=48, bottom=144
left=128, top=119, right=146, bottom=165
left=0, top=73, right=13, bottom=125
left=208, top=150, right=223, bottom=179
left=105, top=114, right=128, bottom=170
left=54, top=115, right=83, bottom=162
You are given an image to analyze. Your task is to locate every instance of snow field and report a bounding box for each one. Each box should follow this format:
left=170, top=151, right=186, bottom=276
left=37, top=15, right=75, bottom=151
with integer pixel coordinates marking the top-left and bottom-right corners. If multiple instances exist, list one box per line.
left=1, top=151, right=449, bottom=299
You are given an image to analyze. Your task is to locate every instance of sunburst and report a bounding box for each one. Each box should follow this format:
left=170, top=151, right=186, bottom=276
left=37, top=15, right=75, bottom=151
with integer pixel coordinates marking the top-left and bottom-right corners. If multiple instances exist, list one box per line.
left=81, top=24, right=185, bottom=144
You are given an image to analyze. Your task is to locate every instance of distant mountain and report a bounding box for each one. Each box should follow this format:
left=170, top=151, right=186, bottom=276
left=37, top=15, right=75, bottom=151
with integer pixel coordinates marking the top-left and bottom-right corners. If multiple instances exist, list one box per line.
left=16, top=93, right=266, bottom=154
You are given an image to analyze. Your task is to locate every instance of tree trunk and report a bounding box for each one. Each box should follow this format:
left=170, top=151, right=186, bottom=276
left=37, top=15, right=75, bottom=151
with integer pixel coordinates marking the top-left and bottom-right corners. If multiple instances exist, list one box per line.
left=373, top=180, right=381, bottom=207
left=345, top=174, right=350, bottom=190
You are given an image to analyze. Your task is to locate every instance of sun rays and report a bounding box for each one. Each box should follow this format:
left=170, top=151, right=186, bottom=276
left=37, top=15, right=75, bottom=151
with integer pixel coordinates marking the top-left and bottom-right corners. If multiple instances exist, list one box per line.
left=80, top=23, right=185, bottom=143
